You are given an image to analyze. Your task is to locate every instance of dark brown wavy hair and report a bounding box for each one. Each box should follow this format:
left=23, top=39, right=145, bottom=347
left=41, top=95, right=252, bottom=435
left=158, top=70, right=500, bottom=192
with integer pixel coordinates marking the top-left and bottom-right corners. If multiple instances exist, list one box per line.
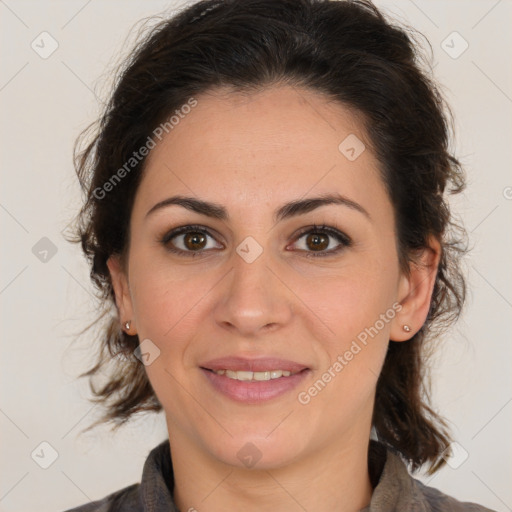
left=69, top=0, right=467, bottom=474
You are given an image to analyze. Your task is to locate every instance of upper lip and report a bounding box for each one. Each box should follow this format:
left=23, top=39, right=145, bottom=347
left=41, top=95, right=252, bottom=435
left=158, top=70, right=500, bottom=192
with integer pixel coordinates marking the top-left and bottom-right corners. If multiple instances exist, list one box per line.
left=200, top=356, right=309, bottom=373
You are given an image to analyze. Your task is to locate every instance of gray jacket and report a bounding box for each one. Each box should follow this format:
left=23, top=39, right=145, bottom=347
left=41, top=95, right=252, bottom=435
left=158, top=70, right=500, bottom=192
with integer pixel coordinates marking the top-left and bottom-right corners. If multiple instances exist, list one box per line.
left=64, top=440, right=496, bottom=511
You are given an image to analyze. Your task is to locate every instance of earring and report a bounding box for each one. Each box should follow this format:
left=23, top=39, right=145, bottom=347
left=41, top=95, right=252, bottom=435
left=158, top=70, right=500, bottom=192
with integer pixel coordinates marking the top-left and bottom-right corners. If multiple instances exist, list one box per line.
left=403, top=325, right=411, bottom=333
left=124, top=321, right=131, bottom=331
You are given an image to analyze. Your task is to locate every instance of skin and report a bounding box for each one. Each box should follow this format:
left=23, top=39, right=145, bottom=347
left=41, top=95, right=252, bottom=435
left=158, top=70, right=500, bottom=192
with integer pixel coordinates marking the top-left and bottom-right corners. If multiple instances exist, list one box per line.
left=108, top=84, right=440, bottom=512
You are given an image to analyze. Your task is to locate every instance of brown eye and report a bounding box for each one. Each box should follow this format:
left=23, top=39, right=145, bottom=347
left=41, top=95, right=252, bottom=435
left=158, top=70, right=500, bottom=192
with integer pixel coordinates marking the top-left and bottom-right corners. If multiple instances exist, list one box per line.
left=291, top=224, right=352, bottom=257
left=183, top=232, right=207, bottom=250
left=305, top=233, right=329, bottom=251
left=160, top=225, right=223, bottom=256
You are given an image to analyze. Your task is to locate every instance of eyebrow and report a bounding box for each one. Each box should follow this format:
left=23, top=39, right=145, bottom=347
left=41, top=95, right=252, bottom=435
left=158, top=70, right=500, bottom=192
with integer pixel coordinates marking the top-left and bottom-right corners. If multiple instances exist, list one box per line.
left=145, top=193, right=370, bottom=223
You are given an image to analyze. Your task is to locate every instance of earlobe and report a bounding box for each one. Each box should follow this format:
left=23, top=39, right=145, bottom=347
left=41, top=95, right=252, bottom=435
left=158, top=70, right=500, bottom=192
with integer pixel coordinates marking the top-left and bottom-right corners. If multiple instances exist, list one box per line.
left=390, top=236, right=441, bottom=342
left=107, top=255, right=136, bottom=334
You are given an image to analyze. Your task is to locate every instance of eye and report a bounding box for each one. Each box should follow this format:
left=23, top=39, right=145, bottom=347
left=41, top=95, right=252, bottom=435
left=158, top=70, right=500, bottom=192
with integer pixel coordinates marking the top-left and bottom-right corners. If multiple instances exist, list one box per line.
left=159, top=223, right=352, bottom=258
left=289, top=224, right=352, bottom=257
left=160, top=225, right=223, bottom=256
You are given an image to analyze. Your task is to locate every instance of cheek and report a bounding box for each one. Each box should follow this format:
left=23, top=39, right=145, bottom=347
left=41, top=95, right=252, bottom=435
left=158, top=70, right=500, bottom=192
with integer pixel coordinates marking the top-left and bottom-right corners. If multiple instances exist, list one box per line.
left=295, top=269, right=396, bottom=420
left=128, top=254, right=221, bottom=360
left=291, top=256, right=398, bottom=344
left=128, top=240, right=399, bottom=355
left=127, top=258, right=215, bottom=414
left=292, top=254, right=398, bottom=395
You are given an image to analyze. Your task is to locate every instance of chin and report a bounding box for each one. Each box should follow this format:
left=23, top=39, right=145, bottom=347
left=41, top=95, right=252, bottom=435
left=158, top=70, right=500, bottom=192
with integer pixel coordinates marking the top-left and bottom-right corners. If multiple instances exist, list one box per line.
left=205, top=428, right=308, bottom=470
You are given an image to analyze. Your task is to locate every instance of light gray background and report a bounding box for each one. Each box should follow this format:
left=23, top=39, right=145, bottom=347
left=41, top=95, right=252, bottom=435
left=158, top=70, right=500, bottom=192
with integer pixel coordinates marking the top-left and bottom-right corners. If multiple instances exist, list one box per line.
left=1, top=1, right=511, bottom=511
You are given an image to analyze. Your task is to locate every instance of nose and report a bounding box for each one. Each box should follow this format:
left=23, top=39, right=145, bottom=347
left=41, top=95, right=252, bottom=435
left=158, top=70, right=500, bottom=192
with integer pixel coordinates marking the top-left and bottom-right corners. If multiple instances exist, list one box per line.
left=213, top=245, right=293, bottom=337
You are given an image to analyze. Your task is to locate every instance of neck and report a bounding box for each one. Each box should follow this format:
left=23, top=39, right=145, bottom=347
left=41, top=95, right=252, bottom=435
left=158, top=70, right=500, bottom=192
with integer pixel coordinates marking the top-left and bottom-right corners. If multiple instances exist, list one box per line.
left=168, top=426, right=374, bottom=512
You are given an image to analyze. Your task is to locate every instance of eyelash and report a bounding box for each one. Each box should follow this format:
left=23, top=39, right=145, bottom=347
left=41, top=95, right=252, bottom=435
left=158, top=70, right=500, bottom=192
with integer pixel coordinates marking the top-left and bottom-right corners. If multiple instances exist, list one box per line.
left=159, top=223, right=352, bottom=258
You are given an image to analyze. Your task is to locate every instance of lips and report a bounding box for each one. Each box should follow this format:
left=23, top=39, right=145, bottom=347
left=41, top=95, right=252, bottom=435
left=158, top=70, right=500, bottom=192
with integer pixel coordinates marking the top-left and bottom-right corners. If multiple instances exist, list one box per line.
left=200, top=356, right=309, bottom=374
left=199, top=356, right=311, bottom=403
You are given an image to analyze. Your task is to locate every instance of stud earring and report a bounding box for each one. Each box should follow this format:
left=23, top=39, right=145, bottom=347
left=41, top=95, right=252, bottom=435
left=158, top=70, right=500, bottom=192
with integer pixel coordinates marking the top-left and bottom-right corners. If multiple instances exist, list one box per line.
left=403, top=325, right=411, bottom=333
left=124, top=321, right=131, bottom=331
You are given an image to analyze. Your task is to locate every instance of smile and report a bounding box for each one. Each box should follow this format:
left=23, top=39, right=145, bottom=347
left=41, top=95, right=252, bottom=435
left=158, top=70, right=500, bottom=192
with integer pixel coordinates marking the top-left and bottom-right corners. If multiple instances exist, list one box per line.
left=212, top=369, right=298, bottom=381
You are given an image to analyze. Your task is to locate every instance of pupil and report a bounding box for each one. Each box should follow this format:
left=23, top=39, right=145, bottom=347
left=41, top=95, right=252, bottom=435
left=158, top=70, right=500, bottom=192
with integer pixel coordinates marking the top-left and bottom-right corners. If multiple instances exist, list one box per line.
left=185, top=232, right=206, bottom=250
left=307, top=233, right=328, bottom=251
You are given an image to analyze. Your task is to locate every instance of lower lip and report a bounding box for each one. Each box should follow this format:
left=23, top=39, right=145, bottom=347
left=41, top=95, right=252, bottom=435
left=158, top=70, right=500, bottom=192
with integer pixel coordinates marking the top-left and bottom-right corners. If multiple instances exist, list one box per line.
left=201, top=368, right=310, bottom=404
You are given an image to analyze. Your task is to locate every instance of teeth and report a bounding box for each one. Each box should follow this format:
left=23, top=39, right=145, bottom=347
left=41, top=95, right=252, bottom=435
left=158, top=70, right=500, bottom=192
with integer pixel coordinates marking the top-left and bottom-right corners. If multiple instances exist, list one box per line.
left=254, top=371, right=271, bottom=381
left=236, top=371, right=253, bottom=381
left=213, top=369, right=295, bottom=381
left=225, top=370, right=238, bottom=379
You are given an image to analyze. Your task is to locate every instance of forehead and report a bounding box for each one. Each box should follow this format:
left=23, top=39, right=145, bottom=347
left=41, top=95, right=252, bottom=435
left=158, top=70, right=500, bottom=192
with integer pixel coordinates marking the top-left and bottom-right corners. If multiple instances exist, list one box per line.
left=135, top=84, right=389, bottom=219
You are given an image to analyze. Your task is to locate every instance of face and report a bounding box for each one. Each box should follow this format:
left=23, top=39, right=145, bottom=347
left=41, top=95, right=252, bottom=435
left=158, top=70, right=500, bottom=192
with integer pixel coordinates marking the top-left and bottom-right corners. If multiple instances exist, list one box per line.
left=109, top=84, right=439, bottom=469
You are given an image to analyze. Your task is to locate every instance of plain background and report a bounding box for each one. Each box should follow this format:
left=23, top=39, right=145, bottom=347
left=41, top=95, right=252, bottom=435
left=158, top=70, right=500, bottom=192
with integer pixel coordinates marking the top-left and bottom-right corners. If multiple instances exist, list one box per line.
left=0, top=1, right=511, bottom=511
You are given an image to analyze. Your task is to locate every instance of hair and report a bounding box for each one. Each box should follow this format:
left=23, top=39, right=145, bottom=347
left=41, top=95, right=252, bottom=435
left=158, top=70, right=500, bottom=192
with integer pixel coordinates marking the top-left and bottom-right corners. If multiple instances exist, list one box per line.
left=69, top=0, right=467, bottom=474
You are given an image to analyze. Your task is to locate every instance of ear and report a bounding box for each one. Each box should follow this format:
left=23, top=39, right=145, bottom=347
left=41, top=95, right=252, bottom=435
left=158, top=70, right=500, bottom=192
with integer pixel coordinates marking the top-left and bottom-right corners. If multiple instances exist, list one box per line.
left=390, top=236, right=441, bottom=342
left=107, top=255, right=136, bottom=335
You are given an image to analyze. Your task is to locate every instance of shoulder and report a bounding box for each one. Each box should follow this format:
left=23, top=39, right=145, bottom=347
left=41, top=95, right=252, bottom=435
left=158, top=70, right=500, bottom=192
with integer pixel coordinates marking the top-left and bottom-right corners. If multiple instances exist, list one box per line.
left=61, top=439, right=174, bottom=512
left=368, top=441, right=497, bottom=512
left=412, top=478, right=497, bottom=512
left=62, top=483, right=141, bottom=512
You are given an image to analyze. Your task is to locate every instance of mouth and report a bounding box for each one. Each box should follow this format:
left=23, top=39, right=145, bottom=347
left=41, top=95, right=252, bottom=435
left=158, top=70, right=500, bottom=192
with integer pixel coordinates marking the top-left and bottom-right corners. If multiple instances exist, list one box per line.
left=199, top=356, right=311, bottom=403
left=206, top=368, right=301, bottom=381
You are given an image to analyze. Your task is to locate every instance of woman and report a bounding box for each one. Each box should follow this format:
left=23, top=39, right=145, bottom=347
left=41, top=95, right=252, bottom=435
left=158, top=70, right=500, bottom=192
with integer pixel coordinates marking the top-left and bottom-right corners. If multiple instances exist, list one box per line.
left=65, top=0, right=495, bottom=510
